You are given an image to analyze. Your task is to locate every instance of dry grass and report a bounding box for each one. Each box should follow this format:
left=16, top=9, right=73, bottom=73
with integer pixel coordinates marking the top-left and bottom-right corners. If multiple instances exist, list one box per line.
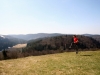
left=12, top=44, right=27, bottom=48
left=0, top=50, right=100, bottom=75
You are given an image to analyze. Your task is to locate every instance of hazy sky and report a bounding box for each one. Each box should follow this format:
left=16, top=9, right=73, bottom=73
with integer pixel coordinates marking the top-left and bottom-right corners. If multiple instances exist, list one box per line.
left=0, top=0, right=100, bottom=35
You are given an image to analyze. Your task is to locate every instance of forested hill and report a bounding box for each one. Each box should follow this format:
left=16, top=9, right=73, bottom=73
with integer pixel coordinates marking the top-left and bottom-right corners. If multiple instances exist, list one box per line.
left=90, top=35, right=100, bottom=42
left=83, top=34, right=100, bottom=42
left=4, top=35, right=26, bottom=44
left=0, top=36, right=26, bottom=51
left=25, top=35, right=100, bottom=52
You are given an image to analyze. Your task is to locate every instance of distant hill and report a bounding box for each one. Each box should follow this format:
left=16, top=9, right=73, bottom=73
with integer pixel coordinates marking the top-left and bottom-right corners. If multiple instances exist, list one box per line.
left=83, top=34, right=93, bottom=36
left=90, top=35, right=100, bottom=42
left=7, top=33, right=64, bottom=41
left=0, top=35, right=26, bottom=51
left=83, top=34, right=100, bottom=42
left=7, top=33, right=100, bottom=42
left=4, top=35, right=26, bottom=44
left=24, top=35, right=100, bottom=54
left=0, top=36, right=15, bottom=51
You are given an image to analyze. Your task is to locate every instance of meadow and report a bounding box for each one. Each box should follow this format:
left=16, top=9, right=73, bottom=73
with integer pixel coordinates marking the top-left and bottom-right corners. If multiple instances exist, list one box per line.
left=0, top=50, right=100, bottom=75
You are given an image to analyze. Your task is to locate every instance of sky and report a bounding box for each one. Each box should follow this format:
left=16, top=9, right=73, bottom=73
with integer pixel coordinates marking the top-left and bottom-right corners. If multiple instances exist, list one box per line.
left=0, top=0, right=100, bottom=35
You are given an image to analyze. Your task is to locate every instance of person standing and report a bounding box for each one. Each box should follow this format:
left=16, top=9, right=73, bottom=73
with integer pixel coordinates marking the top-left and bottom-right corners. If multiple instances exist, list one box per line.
left=2, top=49, right=8, bottom=59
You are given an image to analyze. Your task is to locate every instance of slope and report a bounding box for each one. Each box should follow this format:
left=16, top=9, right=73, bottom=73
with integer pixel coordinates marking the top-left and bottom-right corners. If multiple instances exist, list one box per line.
left=0, top=51, right=100, bottom=75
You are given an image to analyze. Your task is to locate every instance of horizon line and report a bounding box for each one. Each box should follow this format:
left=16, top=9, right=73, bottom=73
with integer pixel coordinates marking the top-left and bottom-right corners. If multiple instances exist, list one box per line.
left=0, top=33, right=100, bottom=35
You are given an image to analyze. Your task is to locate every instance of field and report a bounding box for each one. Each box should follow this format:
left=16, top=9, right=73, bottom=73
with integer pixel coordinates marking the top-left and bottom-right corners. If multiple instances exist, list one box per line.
left=12, top=44, right=27, bottom=48
left=0, top=50, right=100, bottom=75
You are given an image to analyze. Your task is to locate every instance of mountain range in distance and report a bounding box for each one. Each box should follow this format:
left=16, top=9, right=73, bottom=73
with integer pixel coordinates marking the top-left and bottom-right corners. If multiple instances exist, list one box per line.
left=3, top=33, right=64, bottom=41
left=1, top=33, right=100, bottom=41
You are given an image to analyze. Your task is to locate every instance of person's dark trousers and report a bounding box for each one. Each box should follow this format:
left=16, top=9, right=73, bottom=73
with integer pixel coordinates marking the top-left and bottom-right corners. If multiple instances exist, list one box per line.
left=2, top=50, right=8, bottom=60
left=74, top=43, right=79, bottom=54
left=69, top=42, right=79, bottom=54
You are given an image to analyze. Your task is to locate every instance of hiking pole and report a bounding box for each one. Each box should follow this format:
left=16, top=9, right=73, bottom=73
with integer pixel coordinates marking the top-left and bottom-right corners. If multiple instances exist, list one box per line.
left=69, top=42, right=73, bottom=48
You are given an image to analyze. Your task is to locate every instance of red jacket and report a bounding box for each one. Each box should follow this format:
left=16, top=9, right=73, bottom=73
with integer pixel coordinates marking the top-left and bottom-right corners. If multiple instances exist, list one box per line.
left=73, top=37, right=78, bottom=43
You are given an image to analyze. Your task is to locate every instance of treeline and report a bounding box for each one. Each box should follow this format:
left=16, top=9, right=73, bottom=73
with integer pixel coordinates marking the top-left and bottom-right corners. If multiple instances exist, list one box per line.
left=25, top=35, right=100, bottom=51
left=21, top=35, right=100, bottom=57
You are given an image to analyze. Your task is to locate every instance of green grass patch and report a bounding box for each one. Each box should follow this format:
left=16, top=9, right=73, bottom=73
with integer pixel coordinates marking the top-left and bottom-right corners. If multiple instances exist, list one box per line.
left=0, top=50, right=100, bottom=75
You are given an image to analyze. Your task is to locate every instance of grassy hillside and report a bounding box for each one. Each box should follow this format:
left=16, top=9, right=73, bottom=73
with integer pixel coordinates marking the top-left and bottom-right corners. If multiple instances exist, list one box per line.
left=0, top=50, right=100, bottom=75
